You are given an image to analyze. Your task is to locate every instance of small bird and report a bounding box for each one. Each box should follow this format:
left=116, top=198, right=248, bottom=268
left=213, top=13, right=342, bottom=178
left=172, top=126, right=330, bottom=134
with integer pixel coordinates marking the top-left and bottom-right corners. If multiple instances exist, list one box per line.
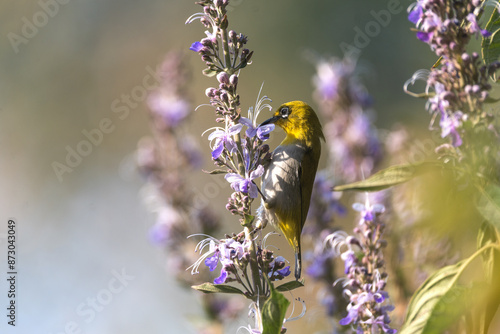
left=258, top=101, right=324, bottom=280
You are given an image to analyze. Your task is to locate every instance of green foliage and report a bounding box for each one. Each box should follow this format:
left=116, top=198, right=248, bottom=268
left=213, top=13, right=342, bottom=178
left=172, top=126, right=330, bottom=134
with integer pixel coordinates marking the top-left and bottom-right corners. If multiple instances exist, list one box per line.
left=203, top=169, right=228, bottom=175
left=192, top=282, right=245, bottom=295
left=476, top=184, right=500, bottom=230
left=475, top=222, right=500, bottom=333
left=400, top=260, right=468, bottom=334
left=400, top=226, right=500, bottom=334
left=275, top=279, right=304, bottom=292
left=333, top=162, right=443, bottom=192
left=261, top=285, right=290, bottom=334
left=482, top=4, right=500, bottom=74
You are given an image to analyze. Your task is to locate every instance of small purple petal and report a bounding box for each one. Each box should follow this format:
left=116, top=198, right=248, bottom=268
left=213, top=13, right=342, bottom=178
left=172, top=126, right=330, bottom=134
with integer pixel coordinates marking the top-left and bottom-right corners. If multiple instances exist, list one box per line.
left=352, top=203, right=365, bottom=212
left=339, top=306, right=358, bottom=326
left=344, top=251, right=357, bottom=274
left=249, top=165, right=265, bottom=180
left=277, top=266, right=291, bottom=277
left=239, top=179, right=250, bottom=194
left=417, top=31, right=431, bottom=42
left=148, top=224, right=170, bottom=245
left=214, top=269, right=228, bottom=284
left=248, top=182, right=258, bottom=198
left=239, top=117, right=253, bottom=127
left=189, top=41, right=203, bottom=52
left=225, top=173, right=244, bottom=183
left=256, top=124, right=275, bottom=140
left=363, top=210, right=375, bottom=222
left=205, top=254, right=219, bottom=271
left=227, top=123, right=243, bottom=136
left=408, top=5, right=423, bottom=24
left=208, top=129, right=225, bottom=141
left=212, top=142, right=224, bottom=159
left=482, top=29, right=492, bottom=38
left=375, top=291, right=388, bottom=303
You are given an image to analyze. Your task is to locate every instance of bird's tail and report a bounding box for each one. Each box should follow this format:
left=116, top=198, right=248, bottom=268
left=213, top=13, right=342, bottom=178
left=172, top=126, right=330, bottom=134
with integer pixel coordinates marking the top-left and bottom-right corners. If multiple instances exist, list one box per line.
left=294, top=246, right=302, bottom=280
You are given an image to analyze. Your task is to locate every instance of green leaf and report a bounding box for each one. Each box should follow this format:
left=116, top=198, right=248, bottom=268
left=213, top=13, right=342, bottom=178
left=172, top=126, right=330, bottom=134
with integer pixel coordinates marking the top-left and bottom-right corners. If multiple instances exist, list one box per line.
left=275, top=279, right=304, bottom=292
left=482, top=4, right=500, bottom=69
left=202, top=169, right=228, bottom=175
left=476, top=222, right=500, bottom=334
left=202, top=68, right=218, bottom=77
left=475, top=184, right=500, bottom=230
left=400, top=260, right=466, bottom=334
left=261, top=286, right=290, bottom=334
left=333, top=162, right=442, bottom=192
left=477, top=221, right=500, bottom=281
left=400, top=239, right=500, bottom=334
left=192, top=282, right=245, bottom=295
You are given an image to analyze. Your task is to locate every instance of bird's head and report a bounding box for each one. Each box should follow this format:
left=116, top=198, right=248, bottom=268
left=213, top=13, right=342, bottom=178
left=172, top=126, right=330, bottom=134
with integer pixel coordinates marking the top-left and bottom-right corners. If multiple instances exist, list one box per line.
left=260, top=101, right=325, bottom=144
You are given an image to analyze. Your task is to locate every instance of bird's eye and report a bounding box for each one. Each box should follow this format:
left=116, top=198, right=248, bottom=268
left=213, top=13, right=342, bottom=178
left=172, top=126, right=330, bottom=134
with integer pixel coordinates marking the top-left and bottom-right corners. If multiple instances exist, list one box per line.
left=280, top=106, right=289, bottom=118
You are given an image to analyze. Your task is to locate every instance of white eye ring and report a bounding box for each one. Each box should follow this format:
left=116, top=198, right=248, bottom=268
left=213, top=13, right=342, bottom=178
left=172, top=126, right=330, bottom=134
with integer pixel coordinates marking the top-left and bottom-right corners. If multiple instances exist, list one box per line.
left=280, top=107, right=289, bottom=118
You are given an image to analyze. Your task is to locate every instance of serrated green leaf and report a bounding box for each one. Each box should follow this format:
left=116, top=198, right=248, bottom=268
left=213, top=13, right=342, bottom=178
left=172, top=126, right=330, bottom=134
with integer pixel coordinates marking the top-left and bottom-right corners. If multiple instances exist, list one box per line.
left=482, top=4, right=500, bottom=68
left=192, top=282, right=245, bottom=295
left=475, top=184, right=500, bottom=230
left=275, top=279, right=304, bottom=292
left=261, top=287, right=290, bottom=334
left=333, top=161, right=442, bottom=192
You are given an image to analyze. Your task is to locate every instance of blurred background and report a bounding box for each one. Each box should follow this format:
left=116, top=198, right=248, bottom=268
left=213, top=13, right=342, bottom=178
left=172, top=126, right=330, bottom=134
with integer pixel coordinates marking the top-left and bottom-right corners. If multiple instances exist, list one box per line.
left=0, top=0, right=475, bottom=333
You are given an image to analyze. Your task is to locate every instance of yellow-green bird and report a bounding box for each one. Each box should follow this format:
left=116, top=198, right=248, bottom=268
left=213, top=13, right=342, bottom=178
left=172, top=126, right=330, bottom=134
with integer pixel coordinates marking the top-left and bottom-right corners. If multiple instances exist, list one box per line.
left=258, top=101, right=324, bottom=280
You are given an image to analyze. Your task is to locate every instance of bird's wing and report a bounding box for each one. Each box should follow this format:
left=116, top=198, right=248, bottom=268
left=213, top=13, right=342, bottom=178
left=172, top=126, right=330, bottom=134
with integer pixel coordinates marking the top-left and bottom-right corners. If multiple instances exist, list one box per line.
left=260, top=143, right=305, bottom=248
left=299, top=147, right=320, bottom=228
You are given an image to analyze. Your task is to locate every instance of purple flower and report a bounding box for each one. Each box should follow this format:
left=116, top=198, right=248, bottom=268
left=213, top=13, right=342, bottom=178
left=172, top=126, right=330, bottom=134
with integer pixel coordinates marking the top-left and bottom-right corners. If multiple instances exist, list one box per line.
left=205, top=253, right=219, bottom=271
left=147, top=94, right=190, bottom=128
left=416, top=31, right=432, bottom=43
left=189, top=41, right=204, bottom=52
left=277, top=266, right=291, bottom=277
left=148, top=223, right=170, bottom=245
left=268, top=256, right=292, bottom=279
left=467, top=13, right=491, bottom=38
left=214, top=268, right=228, bottom=284
left=352, top=201, right=385, bottom=222
left=342, top=250, right=357, bottom=274
left=440, top=111, right=463, bottom=147
left=408, top=3, right=423, bottom=24
left=208, top=124, right=243, bottom=159
left=225, top=165, right=265, bottom=198
left=305, top=253, right=330, bottom=278
left=313, top=60, right=348, bottom=100
left=239, top=117, right=275, bottom=140
left=339, top=304, right=360, bottom=326
left=414, top=11, right=442, bottom=43
left=148, top=206, right=182, bottom=245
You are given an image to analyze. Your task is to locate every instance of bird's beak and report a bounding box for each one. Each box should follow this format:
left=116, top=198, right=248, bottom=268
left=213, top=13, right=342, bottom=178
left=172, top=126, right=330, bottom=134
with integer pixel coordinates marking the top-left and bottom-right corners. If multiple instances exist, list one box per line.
left=259, top=115, right=280, bottom=126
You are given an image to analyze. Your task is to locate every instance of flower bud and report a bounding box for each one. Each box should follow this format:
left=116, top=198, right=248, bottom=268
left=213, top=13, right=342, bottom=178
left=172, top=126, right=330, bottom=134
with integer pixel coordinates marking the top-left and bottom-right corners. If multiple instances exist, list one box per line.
left=229, top=74, right=238, bottom=86
left=217, top=72, right=229, bottom=84
left=220, top=92, right=229, bottom=103
left=205, top=87, right=217, bottom=98
left=461, top=53, right=470, bottom=63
